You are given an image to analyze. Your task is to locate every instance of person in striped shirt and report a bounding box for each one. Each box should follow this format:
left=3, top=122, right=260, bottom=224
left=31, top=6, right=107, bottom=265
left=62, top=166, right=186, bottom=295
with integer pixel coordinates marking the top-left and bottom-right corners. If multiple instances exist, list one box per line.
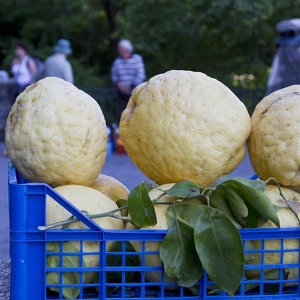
left=111, top=39, right=146, bottom=121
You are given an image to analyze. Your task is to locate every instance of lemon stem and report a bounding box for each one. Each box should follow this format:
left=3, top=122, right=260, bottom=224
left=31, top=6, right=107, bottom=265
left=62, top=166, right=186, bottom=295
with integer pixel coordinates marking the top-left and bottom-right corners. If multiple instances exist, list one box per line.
left=267, top=177, right=300, bottom=225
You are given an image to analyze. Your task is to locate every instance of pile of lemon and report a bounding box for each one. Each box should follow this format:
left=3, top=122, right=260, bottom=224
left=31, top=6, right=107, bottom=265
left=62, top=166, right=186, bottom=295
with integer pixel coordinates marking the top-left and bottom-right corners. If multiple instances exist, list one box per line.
left=5, top=72, right=300, bottom=287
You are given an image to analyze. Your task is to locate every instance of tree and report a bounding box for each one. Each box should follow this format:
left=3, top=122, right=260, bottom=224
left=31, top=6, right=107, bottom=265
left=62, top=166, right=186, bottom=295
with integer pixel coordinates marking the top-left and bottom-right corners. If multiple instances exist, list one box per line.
left=113, top=0, right=300, bottom=87
left=0, top=0, right=299, bottom=88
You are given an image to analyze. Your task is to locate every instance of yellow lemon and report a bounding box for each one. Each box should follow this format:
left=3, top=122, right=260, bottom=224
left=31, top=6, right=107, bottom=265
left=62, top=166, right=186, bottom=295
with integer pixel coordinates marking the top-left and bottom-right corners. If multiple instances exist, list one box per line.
left=120, top=70, right=251, bottom=186
left=245, top=185, right=300, bottom=284
left=46, top=184, right=124, bottom=283
left=91, top=174, right=129, bottom=202
left=5, top=77, right=107, bottom=187
left=248, top=85, right=300, bottom=188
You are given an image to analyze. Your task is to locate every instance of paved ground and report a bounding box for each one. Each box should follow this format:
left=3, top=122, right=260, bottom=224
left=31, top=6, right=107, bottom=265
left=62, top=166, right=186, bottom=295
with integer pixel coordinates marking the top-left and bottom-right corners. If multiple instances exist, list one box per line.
left=0, top=141, right=254, bottom=261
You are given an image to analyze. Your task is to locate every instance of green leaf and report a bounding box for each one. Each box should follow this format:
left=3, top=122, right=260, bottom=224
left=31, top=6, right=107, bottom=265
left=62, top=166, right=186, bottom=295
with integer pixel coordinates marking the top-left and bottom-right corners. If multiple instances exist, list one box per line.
left=219, top=185, right=248, bottom=227
left=213, top=175, right=231, bottom=185
left=167, top=202, right=208, bottom=229
left=128, top=182, right=157, bottom=227
left=160, top=204, right=205, bottom=286
left=165, top=180, right=202, bottom=198
left=228, top=177, right=267, bottom=192
left=209, top=189, right=242, bottom=229
left=46, top=242, right=85, bottom=299
left=194, top=206, right=244, bottom=296
left=160, top=224, right=202, bottom=287
left=225, top=180, right=280, bottom=228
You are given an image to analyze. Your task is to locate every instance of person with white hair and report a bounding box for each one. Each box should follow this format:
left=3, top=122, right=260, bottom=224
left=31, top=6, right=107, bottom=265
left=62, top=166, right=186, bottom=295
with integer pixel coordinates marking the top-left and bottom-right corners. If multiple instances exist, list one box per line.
left=111, top=39, right=146, bottom=121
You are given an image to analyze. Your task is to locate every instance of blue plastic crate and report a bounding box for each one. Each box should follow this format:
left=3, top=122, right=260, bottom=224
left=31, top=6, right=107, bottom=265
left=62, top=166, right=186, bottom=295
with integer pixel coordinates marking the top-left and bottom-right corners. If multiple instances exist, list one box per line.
left=8, top=162, right=300, bottom=299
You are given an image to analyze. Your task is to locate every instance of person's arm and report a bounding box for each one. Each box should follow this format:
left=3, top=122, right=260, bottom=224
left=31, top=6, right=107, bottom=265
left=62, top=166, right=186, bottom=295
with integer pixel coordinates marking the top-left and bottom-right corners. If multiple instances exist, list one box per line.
left=27, top=58, right=37, bottom=77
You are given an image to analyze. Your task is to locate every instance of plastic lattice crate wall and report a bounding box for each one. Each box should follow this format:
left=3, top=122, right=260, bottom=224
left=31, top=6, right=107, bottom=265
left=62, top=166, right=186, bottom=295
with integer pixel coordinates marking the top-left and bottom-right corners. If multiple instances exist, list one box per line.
left=8, top=162, right=300, bottom=299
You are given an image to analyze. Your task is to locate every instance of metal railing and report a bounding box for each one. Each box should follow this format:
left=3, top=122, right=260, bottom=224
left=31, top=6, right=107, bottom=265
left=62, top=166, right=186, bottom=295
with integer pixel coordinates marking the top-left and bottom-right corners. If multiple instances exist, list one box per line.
left=80, top=87, right=119, bottom=124
left=232, top=88, right=266, bottom=115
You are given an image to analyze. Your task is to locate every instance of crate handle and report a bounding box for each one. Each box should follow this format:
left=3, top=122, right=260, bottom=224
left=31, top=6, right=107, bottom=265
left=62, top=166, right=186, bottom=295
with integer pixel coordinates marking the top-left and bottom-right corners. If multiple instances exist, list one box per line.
left=41, top=187, right=105, bottom=231
left=9, top=161, right=104, bottom=231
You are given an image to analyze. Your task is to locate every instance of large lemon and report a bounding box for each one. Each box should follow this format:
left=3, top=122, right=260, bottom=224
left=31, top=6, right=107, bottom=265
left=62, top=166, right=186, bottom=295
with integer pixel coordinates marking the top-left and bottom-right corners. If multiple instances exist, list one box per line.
left=46, top=184, right=124, bottom=284
left=5, top=77, right=107, bottom=187
left=245, top=185, right=300, bottom=284
left=120, top=70, right=251, bottom=186
left=248, top=85, right=300, bottom=188
left=91, top=174, right=129, bottom=202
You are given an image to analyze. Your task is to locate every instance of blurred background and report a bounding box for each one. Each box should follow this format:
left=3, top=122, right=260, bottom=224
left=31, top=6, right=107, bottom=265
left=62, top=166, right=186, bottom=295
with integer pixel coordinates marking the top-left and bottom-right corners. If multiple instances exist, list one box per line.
left=1, top=0, right=300, bottom=124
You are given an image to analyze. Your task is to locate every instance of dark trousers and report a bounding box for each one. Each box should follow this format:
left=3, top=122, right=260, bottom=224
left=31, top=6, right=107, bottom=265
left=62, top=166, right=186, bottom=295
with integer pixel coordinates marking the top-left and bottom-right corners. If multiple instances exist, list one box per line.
left=117, top=91, right=131, bottom=123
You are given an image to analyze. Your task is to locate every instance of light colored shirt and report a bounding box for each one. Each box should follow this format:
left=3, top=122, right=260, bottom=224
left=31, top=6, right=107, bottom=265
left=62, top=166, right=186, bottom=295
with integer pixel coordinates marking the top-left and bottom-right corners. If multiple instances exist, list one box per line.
left=40, top=53, right=73, bottom=84
left=11, top=55, right=32, bottom=86
left=111, top=54, right=145, bottom=88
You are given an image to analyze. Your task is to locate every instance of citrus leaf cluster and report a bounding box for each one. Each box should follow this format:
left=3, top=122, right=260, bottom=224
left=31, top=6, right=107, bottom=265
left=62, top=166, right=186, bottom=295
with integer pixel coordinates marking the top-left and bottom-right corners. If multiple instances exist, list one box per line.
left=127, top=176, right=280, bottom=296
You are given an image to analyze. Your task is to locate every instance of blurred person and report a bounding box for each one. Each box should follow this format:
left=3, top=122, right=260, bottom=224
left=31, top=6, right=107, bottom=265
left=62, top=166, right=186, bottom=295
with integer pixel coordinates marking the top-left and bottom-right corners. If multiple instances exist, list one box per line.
left=0, top=70, right=9, bottom=80
left=36, top=39, right=74, bottom=84
left=111, top=39, right=146, bottom=121
left=11, top=40, right=37, bottom=93
left=266, top=18, right=300, bottom=95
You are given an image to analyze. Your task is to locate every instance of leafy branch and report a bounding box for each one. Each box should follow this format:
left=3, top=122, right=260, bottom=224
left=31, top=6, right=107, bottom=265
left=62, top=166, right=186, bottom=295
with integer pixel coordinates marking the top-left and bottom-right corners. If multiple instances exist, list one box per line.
left=41, top=176, right=285, bottom=297
left=127, top=176, right=280, bottom=295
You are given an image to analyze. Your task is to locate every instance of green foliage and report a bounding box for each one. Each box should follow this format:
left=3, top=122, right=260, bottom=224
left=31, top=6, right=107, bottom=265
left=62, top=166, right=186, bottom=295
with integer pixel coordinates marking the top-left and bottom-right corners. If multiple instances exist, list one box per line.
left=0, top=0, right=300, bottom=88
left=113, top=0, right=289, bottom=86
left=42, top=175, right=293, bottom=296
left=128, top=182, right=157, bottom=227
left=194, top=206, right=244, bottom=296
left=127, top=177, right=280, bottom=294
left=160, top=204, right=203, bottom=287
